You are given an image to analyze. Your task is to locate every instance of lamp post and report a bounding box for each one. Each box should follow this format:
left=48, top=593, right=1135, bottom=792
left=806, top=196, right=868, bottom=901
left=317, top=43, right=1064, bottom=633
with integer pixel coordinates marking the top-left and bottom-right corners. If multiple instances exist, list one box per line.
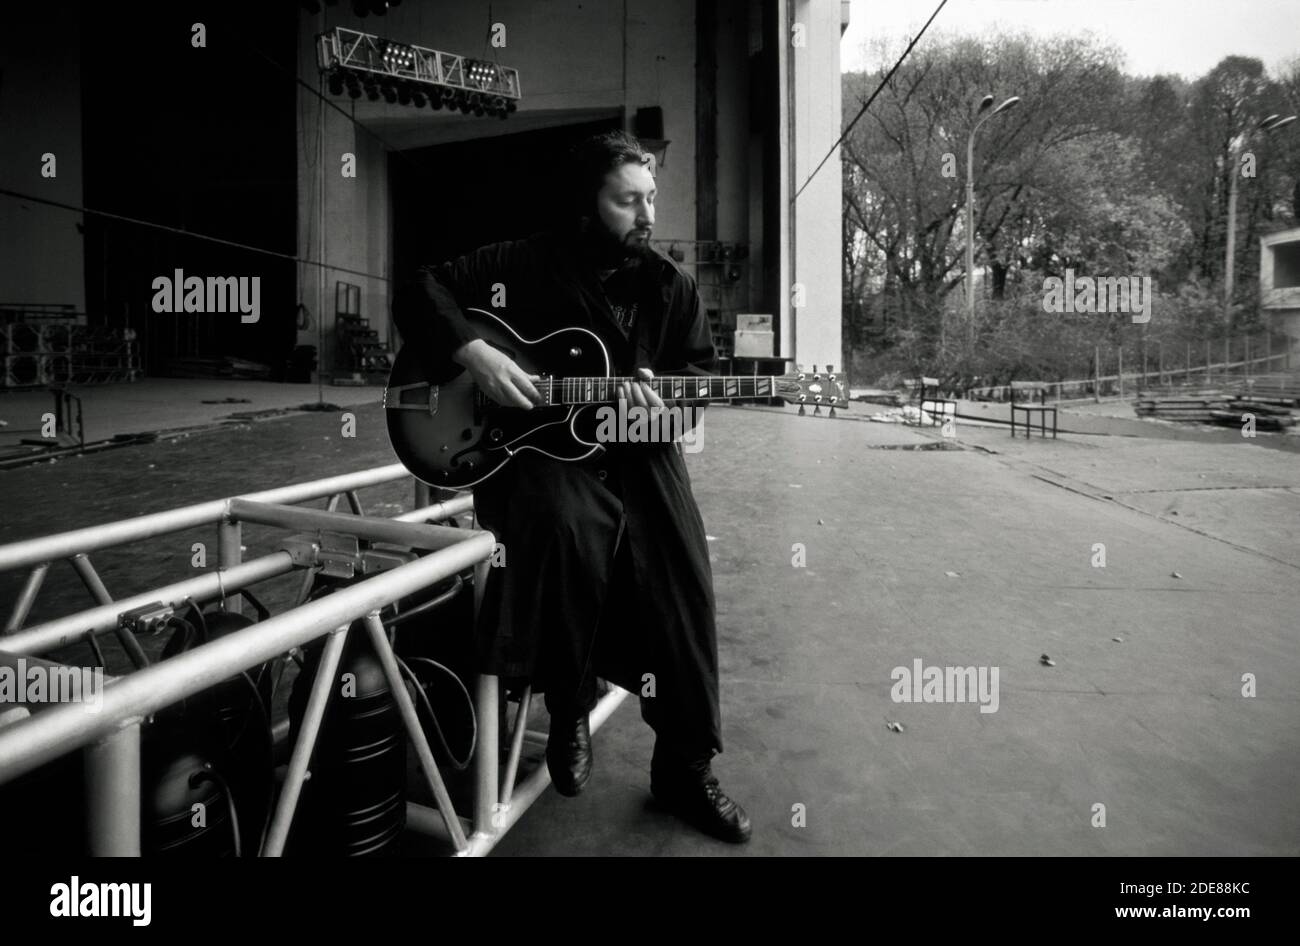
left=1224, top=113, right=1296, bottom=324
left=966, top=95, right=1020, bottom=347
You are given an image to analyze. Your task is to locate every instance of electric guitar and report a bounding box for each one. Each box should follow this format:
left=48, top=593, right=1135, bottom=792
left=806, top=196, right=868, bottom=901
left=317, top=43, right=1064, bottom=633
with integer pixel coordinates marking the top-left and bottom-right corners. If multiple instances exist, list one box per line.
left=384, top=308, right=847, bottom=488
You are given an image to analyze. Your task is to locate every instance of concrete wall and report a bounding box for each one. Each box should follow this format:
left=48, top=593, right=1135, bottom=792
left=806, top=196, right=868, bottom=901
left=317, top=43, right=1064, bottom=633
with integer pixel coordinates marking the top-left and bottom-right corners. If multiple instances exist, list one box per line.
left=296, top=0, right=698, bottom=366
left=789, top=0, right=843, bottom=373
left=296, top=12, right=392, bottom=371
left=0, top=13, right=85, bottom=311
left=1260, top=226, right=1300, bottom=357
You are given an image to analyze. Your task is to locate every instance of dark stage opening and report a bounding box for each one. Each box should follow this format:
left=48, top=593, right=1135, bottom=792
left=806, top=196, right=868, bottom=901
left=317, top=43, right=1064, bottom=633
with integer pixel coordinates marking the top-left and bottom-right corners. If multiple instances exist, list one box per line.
left=389, top=118, right=621, bottom=298
left=79, top=5, right=298, bottom=379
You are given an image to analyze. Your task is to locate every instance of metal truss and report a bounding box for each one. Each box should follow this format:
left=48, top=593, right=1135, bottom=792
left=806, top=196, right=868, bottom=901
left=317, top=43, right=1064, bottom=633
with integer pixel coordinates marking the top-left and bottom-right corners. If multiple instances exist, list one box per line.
left=0, top=465, right=623, bottom=856
left=317, top=26, right=521, bottom=101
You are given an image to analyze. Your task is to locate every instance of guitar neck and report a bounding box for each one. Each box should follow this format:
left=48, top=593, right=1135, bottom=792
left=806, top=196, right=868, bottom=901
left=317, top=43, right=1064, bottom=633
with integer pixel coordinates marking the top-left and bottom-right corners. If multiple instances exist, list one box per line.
left=541, top=375, right=779, bottom=406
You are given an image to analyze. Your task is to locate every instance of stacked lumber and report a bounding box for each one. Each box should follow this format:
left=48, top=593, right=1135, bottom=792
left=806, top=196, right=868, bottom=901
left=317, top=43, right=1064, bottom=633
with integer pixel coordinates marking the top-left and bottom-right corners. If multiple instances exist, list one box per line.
left=1134, top=389, right=1227, bottom=422
left=1134, top=386, right=1297, bottom=428
left=1212, top=399, right=1296, bottom=430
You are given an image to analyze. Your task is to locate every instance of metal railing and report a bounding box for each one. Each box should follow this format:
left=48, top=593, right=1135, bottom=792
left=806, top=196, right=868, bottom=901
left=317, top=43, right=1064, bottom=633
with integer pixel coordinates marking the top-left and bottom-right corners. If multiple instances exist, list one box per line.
left=0, top=465, right=627, bottom=856
left=963, top=334, right=1294, bottom=403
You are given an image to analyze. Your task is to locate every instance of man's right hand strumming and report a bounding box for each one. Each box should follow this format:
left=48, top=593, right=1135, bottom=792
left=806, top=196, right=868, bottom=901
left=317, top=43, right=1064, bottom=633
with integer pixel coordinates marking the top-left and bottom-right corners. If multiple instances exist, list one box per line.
left=453, top=338, right=542, bottom=410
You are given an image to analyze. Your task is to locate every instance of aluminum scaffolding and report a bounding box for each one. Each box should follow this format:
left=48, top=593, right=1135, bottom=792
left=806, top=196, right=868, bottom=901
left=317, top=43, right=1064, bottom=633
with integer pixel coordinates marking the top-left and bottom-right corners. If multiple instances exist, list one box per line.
left=0, top=464, right=627, bottom=856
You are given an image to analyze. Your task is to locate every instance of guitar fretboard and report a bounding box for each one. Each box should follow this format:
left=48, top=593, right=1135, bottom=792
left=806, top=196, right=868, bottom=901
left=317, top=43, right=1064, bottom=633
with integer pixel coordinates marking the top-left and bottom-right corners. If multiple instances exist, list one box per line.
left=541, top=376, right=779, bottom=406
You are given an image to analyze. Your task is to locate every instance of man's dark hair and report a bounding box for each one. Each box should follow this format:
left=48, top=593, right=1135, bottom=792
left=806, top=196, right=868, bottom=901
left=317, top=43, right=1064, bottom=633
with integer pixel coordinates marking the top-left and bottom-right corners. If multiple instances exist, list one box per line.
left=566, top=129, right=651, bottom=220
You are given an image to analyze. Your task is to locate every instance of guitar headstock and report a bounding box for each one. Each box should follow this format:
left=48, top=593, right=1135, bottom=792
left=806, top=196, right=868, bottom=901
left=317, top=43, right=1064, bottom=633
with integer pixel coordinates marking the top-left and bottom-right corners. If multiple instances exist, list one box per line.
left=773, top=365, right=849, bottom=415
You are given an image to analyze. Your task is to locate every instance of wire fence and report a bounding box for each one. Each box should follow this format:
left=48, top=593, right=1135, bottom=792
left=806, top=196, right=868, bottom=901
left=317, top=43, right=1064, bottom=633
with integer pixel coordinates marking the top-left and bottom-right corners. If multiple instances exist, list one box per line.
left=963, top=331, right=1294, bottom=402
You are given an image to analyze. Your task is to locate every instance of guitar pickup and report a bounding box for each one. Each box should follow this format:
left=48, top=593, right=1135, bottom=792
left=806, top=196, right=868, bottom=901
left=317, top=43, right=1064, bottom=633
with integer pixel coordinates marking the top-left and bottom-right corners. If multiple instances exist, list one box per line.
left=383, top=382, right=439, bottom=415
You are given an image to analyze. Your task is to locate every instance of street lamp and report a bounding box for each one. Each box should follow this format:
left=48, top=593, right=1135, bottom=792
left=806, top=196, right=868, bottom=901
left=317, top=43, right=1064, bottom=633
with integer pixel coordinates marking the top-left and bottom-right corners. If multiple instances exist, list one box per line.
left=1224, top=112, right=1296, bottom=323
left=967, top=95, right=1020, bottom=346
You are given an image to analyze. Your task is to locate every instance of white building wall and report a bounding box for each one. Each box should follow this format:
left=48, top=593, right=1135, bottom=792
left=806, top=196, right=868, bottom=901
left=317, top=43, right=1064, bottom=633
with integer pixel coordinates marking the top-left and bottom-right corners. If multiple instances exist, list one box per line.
left=789, top=0, right=843, bottom=373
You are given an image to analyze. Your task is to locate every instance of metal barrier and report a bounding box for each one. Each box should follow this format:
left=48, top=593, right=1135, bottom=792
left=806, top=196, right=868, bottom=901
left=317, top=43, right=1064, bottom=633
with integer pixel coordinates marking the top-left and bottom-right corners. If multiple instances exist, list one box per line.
left=0, top=465, right=628, bottom=856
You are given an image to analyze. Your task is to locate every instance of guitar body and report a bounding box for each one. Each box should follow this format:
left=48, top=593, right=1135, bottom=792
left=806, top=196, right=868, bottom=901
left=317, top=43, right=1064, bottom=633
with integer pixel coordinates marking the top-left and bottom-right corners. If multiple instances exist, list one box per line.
left=385, top=308, right=611, bottom=489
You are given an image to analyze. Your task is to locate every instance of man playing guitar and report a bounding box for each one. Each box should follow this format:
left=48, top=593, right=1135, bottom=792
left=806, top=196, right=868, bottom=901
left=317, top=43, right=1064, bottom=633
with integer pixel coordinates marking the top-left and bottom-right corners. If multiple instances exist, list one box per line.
left=392, top=130, right=751, bottom=843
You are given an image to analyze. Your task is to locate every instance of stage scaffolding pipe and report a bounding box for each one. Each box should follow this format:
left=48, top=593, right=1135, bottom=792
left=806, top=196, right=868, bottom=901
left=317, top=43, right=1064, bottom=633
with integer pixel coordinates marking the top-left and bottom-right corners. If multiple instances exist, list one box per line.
left=0, top=463, right=624, bottom=856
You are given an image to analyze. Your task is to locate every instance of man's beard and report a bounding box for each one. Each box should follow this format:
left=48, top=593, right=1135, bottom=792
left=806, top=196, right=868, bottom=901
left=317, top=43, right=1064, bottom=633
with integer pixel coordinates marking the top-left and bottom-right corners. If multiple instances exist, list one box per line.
left=581, top=219, right=655, bottom=267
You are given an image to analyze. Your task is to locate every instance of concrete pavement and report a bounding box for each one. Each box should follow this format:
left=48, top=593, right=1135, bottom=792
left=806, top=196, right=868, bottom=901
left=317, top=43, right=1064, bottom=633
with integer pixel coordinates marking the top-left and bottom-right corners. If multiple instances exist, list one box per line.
left=493, top=405, right=1300, bottom=855
left=1, top=390, right=1295, bottom=856
left=0, top=379, right=384, bottom=450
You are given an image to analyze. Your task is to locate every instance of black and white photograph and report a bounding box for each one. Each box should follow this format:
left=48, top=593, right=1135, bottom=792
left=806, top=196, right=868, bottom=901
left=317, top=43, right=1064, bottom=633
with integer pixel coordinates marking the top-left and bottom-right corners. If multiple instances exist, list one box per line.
left=0, top=0, right=1296, bottom=918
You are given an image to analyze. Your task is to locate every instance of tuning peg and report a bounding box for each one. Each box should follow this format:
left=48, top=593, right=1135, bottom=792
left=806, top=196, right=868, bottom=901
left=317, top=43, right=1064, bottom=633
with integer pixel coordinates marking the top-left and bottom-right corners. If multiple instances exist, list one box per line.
left=826, top=364, right=834, bottom=373
left=813, top=405, right=821, bottom=415
left=829, top=406, right=837, bottom=418
left=798, top=404, right=806, bottom=416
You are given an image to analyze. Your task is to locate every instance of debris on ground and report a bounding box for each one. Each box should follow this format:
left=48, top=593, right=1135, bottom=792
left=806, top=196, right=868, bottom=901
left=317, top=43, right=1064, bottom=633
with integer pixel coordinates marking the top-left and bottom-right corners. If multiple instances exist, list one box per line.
left=1040, top=654, right=1056, bottom=667
left=868, top=404, right=943, bottom=425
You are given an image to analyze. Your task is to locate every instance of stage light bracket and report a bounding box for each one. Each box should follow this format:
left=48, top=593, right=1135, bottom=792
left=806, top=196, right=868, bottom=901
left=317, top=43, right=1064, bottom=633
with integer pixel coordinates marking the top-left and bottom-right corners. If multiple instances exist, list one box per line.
left=317, top=26, right=522, bottom=109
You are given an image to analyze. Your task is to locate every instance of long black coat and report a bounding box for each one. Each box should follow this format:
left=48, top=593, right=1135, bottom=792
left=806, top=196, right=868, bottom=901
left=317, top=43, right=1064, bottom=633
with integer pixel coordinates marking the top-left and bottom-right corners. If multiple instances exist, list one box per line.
left=392, top=228, right=723, bottom=754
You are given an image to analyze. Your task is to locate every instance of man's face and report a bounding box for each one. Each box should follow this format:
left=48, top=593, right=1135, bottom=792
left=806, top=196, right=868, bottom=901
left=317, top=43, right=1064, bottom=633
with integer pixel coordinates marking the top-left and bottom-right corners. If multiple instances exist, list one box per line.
left=593, top=160, right=656, bottom=256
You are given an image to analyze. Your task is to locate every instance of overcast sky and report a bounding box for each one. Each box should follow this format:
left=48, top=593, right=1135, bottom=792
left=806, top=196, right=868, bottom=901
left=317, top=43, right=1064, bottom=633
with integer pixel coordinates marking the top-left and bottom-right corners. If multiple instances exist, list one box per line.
left=842, top=0, right=1300, bottom=80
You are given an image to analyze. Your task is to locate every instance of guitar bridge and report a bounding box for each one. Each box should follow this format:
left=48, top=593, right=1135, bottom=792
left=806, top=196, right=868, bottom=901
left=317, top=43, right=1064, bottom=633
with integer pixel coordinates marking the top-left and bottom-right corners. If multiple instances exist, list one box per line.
left=383, top=382, right=438, bottom=415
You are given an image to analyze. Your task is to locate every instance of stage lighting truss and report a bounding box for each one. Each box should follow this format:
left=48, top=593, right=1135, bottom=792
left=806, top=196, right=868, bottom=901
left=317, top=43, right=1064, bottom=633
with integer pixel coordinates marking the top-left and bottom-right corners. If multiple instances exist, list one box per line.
left=317, top=26, right=520, bottom=117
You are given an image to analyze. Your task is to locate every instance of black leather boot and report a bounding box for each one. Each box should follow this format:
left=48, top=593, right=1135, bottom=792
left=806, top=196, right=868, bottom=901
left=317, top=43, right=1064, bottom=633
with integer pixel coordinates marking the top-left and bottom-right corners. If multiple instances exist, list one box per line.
left=546, top=712, right=592, bottom=797
left=650, top=744, right=752, bottom=843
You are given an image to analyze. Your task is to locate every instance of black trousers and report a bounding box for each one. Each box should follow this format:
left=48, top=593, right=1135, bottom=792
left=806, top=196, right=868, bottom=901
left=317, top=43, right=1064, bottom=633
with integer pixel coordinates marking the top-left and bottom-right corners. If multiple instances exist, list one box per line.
left=532, top=456, right=723, bottom=761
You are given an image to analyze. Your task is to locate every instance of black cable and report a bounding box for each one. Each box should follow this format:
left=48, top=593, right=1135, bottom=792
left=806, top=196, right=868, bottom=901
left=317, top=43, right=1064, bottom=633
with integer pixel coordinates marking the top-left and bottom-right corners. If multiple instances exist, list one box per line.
left=382, top=576, right=464, bottom=631
left=794, top=0, right=950, bottom=201
left=86, top=632, right=107, bottom=669
left=191, top=766, right=241, bottom=858
left=231, top=668, right=277, bottom=860
left=0, top=187, right=391, bottom=285
left=396, top=655, right=476, bottom=771
left=188, top=601, right=208, bottom=645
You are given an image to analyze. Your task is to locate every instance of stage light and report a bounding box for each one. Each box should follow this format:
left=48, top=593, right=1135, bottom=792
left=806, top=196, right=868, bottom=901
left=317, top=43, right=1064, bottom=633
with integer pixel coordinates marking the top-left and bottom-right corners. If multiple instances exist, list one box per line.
left=380, top=40, right=416, bottom=71
left=466, top=59, right=500, bottom=88
left=317, top=27, right=521, bottom=120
